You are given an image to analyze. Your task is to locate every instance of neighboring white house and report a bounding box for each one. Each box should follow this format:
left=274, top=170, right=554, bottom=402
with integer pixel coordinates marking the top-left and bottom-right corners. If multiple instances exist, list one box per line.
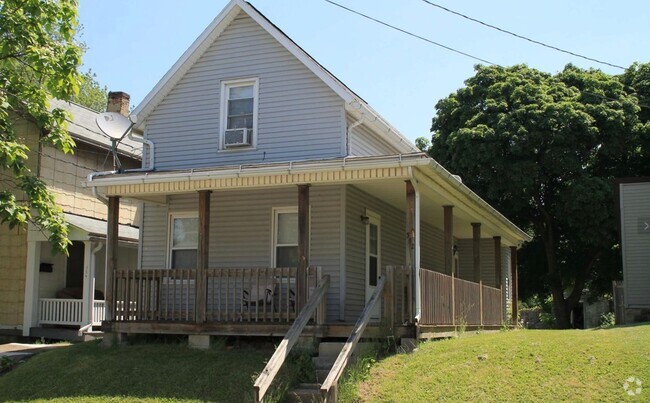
left=616, top=178, right=650, bottom=324
left=86, top=0, right=530, bottom=341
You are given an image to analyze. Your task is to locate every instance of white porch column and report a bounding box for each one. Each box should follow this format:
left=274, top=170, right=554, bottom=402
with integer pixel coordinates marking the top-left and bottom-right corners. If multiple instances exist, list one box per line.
left=22, top=240, right=41, bottom=336
left=414, top=183, right=421, bottom=321
left=81, top=241, right=93, bottom=325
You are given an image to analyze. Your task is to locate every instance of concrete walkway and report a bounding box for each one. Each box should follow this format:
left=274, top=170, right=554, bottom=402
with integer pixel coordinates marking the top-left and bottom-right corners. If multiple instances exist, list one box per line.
left=0, top=343, right=69, bottom=360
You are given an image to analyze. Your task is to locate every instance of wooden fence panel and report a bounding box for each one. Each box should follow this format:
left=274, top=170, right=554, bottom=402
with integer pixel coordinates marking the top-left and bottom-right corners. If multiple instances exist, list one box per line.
left=419, top=268, right=502, bottom=327
left=419, top=269, right=453, bottom=326
left=454, top=277, right=481, bottom=325
left=481, top=284, right=502, bottom=325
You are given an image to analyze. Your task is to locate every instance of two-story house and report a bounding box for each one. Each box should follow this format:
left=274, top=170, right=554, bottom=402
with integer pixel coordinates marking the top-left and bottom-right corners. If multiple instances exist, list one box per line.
left=86, top=0, right=530, bottom=347
left=0, top=94, right=142, bottom=340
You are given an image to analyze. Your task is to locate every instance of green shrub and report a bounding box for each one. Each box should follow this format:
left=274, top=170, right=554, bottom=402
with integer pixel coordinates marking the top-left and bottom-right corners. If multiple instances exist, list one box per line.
left=599, top=312, right=616, bottom=328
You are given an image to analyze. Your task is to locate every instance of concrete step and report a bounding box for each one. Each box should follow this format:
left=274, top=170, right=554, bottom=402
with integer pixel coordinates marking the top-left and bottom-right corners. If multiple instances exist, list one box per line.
left=287, top=383, right=323, bottom=402
left=317, top=341, right=376, bottom=359
left=317, top=342, right=344, bottom=358
left=312, top=356, right=336, bottom=370
left=314, top=368, right=331, bottom=383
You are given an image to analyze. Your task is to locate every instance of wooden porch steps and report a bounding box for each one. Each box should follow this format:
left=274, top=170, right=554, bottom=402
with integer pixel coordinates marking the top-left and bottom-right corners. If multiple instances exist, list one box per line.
left=287, top=341, right=374, bottom=402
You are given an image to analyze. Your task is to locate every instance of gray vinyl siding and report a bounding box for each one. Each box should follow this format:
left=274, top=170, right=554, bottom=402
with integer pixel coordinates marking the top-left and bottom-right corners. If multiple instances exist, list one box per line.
left=456, top=239, right=499, bottom=287
left=347, top=114, right=400, bottom=156
left=620, top=182, right=650, bottom=307
left=139, top=186, right=343, bottom=321
left=345, top=185, right=405, bottom=322
left=140, top=202, right=170, bottom=269
left=147, top=13, right=345, bottom=170
left=420, top=223, right=444, bottom=272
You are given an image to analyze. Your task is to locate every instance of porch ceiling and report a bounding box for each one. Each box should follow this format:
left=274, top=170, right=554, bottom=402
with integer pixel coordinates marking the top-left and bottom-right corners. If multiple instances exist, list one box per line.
left=353, top=180, right=500, bottom=241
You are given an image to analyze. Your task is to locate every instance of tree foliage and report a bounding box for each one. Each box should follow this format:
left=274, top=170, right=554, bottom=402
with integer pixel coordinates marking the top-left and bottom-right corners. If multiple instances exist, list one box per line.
left=425, top=63, right=649, bottom=328
left=71, top=69, right=108, bottom=112
left=0, top=0, right=83, bottom=254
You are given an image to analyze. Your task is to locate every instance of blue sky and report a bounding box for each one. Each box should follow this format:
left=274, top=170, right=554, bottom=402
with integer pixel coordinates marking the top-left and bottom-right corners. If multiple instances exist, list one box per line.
left=78, top=0, right=649, bottom=142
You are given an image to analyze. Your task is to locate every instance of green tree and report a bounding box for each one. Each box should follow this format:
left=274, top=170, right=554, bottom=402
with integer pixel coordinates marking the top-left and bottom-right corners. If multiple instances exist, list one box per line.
left=0, top=0, right=83, bottom=254
left=426, top=64, right=648, bottom=328
left=71, top=69, right=108, bottom=112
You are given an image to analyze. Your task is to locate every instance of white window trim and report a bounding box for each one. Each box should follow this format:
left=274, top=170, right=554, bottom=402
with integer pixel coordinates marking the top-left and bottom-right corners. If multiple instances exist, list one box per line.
left=270, top=206, right=310, bottom=268
left=365, top=209, right=381, bottom=299
left=219, top=77, right=259, bottom=151
left=167, top=212, right=198, bottom=269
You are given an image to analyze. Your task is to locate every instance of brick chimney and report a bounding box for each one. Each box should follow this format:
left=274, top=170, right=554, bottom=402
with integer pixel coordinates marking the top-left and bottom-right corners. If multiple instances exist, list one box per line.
left=106, top=91, right=130, bottom=116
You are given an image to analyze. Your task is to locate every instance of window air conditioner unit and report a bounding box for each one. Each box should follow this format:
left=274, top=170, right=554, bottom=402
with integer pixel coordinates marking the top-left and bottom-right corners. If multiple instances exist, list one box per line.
left=224, top=128, right=251, bottom=147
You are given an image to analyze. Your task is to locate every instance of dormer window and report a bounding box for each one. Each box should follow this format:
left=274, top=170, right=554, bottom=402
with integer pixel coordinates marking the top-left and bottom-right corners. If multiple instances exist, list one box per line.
left=220, top=78, right=258, bottom=150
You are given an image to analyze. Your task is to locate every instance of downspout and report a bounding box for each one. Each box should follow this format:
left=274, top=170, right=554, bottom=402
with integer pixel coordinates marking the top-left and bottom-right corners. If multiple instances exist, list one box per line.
left=125, top=122, right=155, bottom=172
left=346, top=116, right=364, bottom=155
left=88, top=171, right=116, bottom=205
left=409, top=167, right=422, bottom=322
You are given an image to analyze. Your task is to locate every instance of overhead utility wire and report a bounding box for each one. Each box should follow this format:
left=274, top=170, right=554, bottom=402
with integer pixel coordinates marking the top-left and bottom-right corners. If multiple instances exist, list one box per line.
left=419, top=0, right=626, bottom=70
left=323, top=0, right=497, bottom=66
left=323, top=0, right=649, bottom=110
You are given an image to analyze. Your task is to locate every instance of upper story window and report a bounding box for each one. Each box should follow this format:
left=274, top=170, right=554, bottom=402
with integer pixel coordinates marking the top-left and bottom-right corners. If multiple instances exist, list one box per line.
left=220, top=78, right=259, bottom=150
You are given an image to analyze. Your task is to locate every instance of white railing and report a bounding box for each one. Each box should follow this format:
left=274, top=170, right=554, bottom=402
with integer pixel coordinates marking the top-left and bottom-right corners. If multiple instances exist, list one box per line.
left=39, top=298, right=83, bottom=325
left=92, top=300, right=106, bottom=326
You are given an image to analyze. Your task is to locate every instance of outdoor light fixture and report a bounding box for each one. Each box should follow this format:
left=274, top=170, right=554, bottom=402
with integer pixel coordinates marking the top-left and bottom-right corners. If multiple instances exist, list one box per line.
left=360, top=215, right=370, bottom=225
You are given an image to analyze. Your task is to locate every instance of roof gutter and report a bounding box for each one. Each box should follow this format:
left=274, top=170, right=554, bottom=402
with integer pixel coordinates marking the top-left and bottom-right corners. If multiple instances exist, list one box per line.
left=416, top=161, right=531, bottom=243
left=86, top=153, right=429, bottom=187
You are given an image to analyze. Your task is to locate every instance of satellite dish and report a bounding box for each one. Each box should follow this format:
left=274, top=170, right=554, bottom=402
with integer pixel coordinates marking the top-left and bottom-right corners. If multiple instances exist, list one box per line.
left=96, top=112, right=136, bottom=173
left=96, top=112, right=133, bottom=140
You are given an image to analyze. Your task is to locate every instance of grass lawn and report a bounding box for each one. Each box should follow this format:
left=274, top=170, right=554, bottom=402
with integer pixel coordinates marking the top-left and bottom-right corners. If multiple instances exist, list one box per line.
left=357, top=324, right=650, bottom=402
left=0, top=338, right=295, bottom=402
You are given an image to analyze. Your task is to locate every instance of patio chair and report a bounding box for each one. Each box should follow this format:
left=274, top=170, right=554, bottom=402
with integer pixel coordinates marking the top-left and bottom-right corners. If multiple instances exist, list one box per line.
left=242, top=283, right=274, bottom=311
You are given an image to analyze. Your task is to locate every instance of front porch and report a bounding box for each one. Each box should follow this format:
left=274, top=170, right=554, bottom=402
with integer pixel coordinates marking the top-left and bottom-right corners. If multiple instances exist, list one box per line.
left=92, top=154, right=527, bottom=339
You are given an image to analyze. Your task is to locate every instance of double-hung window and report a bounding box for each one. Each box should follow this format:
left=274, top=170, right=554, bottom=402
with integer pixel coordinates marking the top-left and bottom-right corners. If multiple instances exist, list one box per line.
left=220, top=78, right=258, bottom=149
left=272, top=208, right=298, bottom=268
left=168, top=213, right=198, bottom=269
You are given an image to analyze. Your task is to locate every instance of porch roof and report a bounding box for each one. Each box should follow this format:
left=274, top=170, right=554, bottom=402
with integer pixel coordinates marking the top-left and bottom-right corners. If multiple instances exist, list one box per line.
left=64, top=213, right=139, bottom=242
left=86, top=153, right=530, bottom=246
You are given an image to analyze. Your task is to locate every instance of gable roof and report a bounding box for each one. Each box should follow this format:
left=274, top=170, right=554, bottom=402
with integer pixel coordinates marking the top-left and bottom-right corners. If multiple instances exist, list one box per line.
left=131, top=0, right=418, bottom=154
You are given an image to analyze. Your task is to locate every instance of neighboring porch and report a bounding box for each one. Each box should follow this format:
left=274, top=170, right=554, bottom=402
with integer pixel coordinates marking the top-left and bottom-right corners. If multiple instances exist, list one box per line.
left=22, top=213, right=139, bottom=339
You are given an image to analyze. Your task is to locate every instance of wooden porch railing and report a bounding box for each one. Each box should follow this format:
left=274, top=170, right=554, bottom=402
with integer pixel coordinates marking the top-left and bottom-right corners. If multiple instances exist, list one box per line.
left=419, top=268, right=503, bottom=326
left=111, top=266, right=317, bottom=323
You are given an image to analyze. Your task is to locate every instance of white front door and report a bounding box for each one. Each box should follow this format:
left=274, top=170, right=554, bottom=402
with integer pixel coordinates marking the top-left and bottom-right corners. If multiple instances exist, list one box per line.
left=365, top=211, right=381, bottom=319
